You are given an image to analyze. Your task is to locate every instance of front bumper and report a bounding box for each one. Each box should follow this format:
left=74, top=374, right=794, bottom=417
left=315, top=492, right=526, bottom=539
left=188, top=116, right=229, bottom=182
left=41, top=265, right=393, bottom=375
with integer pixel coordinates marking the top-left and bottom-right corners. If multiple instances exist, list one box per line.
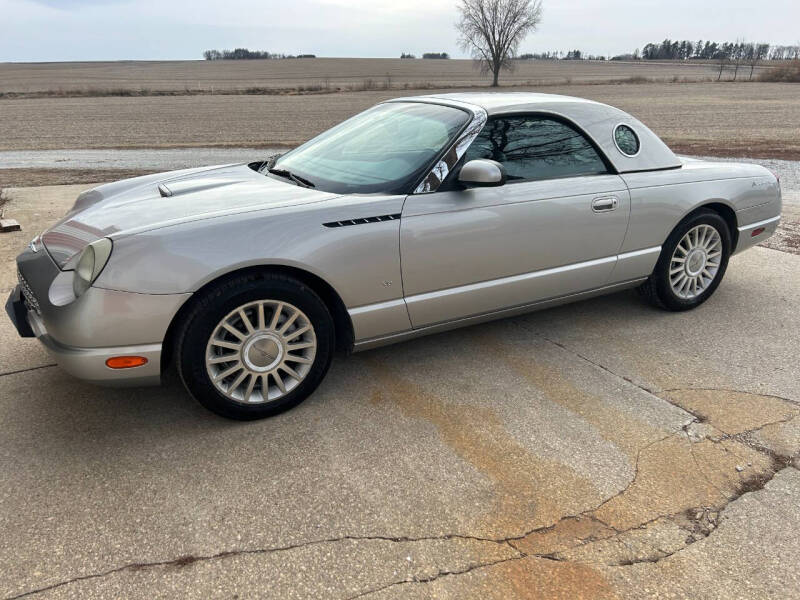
left=7, top=284, right=163, bottom=385
left=9, top=245, right=190, bottom=387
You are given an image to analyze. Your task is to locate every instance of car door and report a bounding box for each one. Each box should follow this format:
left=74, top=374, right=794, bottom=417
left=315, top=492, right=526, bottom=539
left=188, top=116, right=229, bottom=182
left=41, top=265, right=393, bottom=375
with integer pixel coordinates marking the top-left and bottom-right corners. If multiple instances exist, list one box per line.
left=400, top=114, right=631, bottom=328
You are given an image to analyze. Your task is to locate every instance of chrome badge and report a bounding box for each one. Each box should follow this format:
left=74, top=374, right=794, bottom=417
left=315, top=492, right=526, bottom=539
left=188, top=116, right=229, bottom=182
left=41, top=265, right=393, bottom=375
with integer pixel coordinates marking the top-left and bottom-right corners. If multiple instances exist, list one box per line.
left=29, top=235, right=40, bottom=253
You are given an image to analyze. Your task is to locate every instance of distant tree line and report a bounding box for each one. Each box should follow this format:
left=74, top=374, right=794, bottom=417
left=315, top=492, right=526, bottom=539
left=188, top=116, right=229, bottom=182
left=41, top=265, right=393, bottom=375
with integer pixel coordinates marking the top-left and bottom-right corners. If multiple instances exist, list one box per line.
left=398, top=52, right=450, bottom=59
left=203, top=49, right=316, bottom=60
left=517, top=50, right=607, bottom=61
left=517, top=40, right=800, bottom=64
left=637, top=39, right=798, bottom=61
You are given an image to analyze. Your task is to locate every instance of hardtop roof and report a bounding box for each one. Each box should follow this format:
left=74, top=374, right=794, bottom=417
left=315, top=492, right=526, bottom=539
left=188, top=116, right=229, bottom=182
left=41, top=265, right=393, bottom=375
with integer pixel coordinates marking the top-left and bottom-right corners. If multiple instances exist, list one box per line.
left=397, top=92, right=601, bottom=115
left=387, top=92, right=682, bottom=174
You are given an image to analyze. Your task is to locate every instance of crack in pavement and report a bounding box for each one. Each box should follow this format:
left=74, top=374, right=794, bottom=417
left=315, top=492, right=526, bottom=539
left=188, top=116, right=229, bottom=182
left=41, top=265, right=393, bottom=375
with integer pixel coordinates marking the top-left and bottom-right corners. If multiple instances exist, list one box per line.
left=539, top=468, right=791, bottom=569
left=535, top=333, right=663, bottom=397
left=346, top=461, right=793, bottom=597
left=683, top=430, right=730, bottom=497
left=8, top=521, right=618, bottom=600
left=3, top=532, right=522, bottom=600
left=535, top=331, right=798, bottom=463
left=501, top=334, right=796, bottom=550
left=6, top=463, right=755, bottom=600
left=603, top=466, right=800, bottom=568
left=344, top=546, right=530, bottom=600
left=663, top=387, right=800, bottom=408
left=537, top=333, right=799, bottom=416
left=0, top=364, right=56, bottom=378
left=588, top=432, right=679, bottom=514
left=6, top=331, right=796, bottom=598
left=736, top=413, right=799, bottom=436
left=4, top=441, right=788, bottom=597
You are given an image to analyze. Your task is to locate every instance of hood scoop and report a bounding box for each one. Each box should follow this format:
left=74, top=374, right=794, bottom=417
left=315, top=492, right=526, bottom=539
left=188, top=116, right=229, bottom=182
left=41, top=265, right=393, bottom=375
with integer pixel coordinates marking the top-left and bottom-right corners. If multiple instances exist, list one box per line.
left=157, top=178, right=236, bottom=198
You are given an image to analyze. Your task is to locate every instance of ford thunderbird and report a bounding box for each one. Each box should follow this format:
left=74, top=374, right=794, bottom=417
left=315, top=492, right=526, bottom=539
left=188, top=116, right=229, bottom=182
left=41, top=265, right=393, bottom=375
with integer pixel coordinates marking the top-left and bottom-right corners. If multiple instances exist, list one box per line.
left=6, top=93, right=782, bottom=419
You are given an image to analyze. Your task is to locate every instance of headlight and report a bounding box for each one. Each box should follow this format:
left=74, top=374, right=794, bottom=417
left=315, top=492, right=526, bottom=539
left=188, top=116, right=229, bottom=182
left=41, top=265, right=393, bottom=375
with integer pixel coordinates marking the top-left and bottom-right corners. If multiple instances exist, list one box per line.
left=72, top=238, right=113, bottom=298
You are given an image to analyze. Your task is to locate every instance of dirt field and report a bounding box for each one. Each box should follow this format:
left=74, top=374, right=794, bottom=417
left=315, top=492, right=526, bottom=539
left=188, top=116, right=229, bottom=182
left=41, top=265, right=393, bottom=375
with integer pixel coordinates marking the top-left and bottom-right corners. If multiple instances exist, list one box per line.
left=0, top=168, right=158, bottom=187
left=0, top=58, right=729, bottom=95
left=1, top=81, right=798, bottom=161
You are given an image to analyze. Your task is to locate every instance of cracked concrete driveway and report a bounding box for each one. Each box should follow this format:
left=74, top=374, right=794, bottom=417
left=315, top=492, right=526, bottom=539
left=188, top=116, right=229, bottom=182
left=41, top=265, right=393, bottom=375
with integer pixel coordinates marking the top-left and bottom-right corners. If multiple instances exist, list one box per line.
left=1, top=185, right=799, bottom=599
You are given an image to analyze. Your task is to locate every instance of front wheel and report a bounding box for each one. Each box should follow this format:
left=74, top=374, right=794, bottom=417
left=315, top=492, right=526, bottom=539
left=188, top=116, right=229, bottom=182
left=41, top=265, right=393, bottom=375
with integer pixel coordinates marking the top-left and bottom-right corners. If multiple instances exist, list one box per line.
left=638, top=210, right=732, bottom=311
left=176, top=273, right=334, bottom=420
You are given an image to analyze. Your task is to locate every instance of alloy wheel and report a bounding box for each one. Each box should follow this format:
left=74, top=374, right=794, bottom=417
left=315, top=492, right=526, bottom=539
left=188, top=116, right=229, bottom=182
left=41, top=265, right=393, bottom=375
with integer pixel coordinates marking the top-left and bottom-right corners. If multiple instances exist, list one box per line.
left=669, top=224, right=723, bottom=299
left=205, top=300, right=317, bottom=404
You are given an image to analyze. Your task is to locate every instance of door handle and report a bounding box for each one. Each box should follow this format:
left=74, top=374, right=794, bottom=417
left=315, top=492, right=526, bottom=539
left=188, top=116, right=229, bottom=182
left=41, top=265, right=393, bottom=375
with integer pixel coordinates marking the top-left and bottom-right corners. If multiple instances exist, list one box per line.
left=592, top=196, right=618, bottom=213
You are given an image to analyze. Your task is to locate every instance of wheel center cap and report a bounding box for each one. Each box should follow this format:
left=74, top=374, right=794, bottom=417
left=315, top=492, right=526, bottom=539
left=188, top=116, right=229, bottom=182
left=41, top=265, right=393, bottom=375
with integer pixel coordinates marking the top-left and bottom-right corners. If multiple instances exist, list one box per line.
left=685, top=249, right=707, bottom=277
left=243, top=333, right=283, bottom=372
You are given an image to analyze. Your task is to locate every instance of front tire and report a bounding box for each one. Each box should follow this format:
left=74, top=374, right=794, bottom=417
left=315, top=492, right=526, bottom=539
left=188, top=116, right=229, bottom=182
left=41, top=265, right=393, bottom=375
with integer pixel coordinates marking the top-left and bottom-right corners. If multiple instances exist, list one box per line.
left=638, top=209, right=731, bottom=311
left=176, top=273, right=334, bottom=420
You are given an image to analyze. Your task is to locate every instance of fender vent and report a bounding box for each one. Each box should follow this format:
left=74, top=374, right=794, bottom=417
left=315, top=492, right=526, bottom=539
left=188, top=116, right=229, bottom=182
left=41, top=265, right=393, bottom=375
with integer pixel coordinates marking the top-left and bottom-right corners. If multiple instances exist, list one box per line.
left=323, top=213, right=401, bottom=228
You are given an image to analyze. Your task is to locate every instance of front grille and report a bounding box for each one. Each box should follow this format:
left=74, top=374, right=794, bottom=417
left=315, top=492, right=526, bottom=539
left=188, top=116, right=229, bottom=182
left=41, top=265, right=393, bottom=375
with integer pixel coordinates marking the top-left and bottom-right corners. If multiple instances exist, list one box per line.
left=17, top=270, right=41, bottom=315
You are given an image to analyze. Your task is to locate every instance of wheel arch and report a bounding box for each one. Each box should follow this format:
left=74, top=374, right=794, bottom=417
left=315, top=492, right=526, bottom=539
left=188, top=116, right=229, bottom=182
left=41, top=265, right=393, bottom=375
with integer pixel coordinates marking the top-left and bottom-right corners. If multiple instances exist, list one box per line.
left=639, top=201, right=734, bottom=311
left=161, top=264, right=354, bottom=373
left=689, top=201, right=739, bottom=250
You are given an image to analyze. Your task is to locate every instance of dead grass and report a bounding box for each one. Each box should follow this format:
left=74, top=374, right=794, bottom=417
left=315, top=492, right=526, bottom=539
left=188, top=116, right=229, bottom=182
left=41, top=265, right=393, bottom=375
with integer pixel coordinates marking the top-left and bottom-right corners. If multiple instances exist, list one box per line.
left=0, top=58, right=726, bottom=97
left=0, top=74, right=721, bottom=100
left=758, top=61, right=800, bottom=82
left=0, top=75, right=712, bottom=100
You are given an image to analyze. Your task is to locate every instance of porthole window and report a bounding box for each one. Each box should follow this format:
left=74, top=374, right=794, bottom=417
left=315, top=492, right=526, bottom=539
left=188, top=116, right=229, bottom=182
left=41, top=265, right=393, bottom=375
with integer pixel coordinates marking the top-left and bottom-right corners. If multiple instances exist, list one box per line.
left=614, top=124, right=640, bottom=157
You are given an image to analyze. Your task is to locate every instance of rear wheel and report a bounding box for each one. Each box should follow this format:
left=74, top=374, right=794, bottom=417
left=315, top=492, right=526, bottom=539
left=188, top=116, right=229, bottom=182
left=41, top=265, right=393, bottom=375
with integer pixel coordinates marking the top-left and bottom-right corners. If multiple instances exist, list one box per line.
left=638, top=210, right=731, bottom=311
left=176, top=273, right=334, bottom=420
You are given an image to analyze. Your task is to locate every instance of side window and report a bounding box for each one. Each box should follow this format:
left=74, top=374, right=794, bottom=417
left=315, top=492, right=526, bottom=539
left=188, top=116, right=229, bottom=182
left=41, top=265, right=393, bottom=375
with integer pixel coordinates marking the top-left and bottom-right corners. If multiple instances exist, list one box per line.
left=463, top=116, right=608, bottom=181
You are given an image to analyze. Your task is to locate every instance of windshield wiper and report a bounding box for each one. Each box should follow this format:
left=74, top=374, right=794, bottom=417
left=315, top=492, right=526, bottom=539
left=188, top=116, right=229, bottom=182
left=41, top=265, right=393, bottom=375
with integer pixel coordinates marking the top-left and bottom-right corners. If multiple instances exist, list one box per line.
left=267, top=167, right=315, bottom=188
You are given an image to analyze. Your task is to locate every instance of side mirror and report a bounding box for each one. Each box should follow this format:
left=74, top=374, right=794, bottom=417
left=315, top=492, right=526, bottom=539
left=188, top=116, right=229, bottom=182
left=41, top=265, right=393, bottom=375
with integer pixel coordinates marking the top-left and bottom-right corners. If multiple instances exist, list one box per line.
left=458, top=159, right=506, bottom=187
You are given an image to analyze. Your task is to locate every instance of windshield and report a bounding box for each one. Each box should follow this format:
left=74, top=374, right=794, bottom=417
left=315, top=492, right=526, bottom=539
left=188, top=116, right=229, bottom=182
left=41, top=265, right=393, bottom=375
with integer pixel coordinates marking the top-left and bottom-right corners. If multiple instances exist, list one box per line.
left=271, top=102, right=470, bottom=194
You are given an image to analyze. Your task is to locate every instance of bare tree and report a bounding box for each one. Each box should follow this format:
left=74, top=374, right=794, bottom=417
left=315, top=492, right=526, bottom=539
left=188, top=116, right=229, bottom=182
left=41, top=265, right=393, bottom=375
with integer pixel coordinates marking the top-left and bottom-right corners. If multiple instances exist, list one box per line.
left=456, top=0, right=543, bottom=87
left=732, top=40, right=744, bottom=80
left=715, top=49, right=730, bottom=81
left=748, top=43, right=770, bottom=80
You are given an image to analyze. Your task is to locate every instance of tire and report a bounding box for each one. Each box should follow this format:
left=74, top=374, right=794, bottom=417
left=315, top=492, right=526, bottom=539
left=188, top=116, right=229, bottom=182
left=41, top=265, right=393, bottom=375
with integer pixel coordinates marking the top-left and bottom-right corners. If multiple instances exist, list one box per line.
left=638, top=209, right=732, bottom=311
left=176, top=272, right=334, bottom=420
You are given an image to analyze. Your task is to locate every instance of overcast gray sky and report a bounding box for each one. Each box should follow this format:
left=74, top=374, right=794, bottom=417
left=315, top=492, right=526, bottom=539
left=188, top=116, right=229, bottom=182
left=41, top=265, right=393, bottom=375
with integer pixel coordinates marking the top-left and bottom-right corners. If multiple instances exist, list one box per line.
left=1, top=0, right=798, bottom=62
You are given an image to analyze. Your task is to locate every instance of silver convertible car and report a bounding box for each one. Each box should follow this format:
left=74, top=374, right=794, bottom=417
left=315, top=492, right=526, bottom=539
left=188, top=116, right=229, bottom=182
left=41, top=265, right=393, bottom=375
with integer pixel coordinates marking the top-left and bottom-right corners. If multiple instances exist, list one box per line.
left=7, top=93, right=781, bottom=419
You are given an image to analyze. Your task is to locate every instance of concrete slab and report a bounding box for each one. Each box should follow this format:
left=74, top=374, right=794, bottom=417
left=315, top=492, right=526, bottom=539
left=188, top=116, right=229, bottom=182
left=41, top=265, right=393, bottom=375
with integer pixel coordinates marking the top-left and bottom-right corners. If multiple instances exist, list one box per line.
left=600, top=467, right=800, bottom=600
left=0, top=184, right=93, bottom=291
left=1, top=183, right=798, bottom=599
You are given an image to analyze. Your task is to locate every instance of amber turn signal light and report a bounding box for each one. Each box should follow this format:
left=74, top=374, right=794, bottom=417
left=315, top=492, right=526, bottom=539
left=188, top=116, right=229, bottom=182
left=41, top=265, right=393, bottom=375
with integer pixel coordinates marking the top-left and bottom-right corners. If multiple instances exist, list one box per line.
left=105, top=356, right=148, bottom=369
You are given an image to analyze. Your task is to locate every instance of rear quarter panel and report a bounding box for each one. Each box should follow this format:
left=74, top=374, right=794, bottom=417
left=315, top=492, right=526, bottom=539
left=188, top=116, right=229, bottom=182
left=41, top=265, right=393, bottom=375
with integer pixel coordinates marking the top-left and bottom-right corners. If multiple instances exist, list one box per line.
left=620, top=161, right=781, bottom=254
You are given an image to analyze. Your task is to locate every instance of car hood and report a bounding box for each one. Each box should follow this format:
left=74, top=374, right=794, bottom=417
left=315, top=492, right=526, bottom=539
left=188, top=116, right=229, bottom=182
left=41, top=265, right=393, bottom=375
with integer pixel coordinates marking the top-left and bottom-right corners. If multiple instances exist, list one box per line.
left=41, top=163, right=340, bottom=268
